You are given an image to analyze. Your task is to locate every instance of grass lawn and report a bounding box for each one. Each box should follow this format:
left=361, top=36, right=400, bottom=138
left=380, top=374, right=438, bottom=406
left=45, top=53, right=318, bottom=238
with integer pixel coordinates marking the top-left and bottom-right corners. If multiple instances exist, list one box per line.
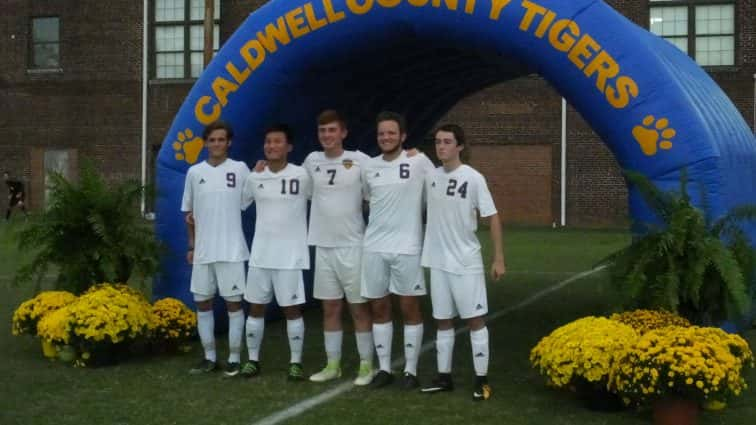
left=1, top=221, right=754, bottom=425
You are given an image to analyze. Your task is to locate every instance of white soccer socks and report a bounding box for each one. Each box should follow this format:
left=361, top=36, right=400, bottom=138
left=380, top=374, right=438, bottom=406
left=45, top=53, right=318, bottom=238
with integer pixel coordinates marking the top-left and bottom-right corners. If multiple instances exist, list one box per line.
left=470, top=327, right=490, bottom=376
left=197, top=310, right=216, bottom=362
left=436, top=328, right=455, bottom=374
left=287, top=318, right=305, bottom=364
left=324, top=330, right=343, bottom=365
left=227, top=310, right=244, bottom=364
left=403, top=324, right=423, bottom=375
left=355, top=331, right=374, bottom=364
left=373, top=322, right=393, bottom=372
left=245, top=316, right=265, bottom=361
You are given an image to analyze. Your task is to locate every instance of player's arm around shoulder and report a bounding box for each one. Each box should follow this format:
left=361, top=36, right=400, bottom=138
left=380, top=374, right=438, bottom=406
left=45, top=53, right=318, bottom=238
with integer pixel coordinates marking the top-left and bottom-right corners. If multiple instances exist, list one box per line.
left=302, top=151, right=320, bottom=173
left=238, top=161, right=251, bottom=179
left=354, top=150, right=372, bottom=163
left=417, top=152, right=436, bottom=175
left=298, top=165, right=313, bottom=200
left=360, top=156, right=373, bottom=198
left=240, top=168, right=256, bottom=210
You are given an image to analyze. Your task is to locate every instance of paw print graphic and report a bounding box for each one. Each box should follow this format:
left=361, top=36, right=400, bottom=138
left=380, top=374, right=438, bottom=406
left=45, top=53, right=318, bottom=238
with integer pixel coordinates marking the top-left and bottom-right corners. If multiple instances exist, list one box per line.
left=632, top=115, right=676, bottom=156
left=172, top=129, right=204, bottom=164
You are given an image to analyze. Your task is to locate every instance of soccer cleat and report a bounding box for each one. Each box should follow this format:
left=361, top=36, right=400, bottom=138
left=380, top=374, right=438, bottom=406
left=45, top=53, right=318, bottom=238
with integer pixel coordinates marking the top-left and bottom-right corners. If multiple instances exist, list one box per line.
left=310, top=361, right=342, bottom=382
left=189, top=359, right=217, bottom=375
left=369, top=370, right=394, bottom=389
left=472, top=383, right=492, bottom=401
left=353, top=361, right=376, bottom=386
left=421, top=374, right=455, bottom=393
left=288, top=363, right=306, bottom=381
left=223, top=362, right=241, bottom=378
left=240, top=361, right=260, bottom=378
left=401, top=372, right=420, bottom=390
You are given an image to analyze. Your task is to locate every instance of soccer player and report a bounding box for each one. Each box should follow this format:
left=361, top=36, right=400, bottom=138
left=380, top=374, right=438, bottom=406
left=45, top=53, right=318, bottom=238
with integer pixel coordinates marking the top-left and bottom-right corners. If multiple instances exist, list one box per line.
left=420, top=124, right=505, bottom=401
left=305, top=110, right=377, bottom=386
left=4, top=171, right=28, bottom=221
left=241, top=124, right=312, bottom=381
left=361, top=111, right=435, bottom=389
left=181, top=120, right=250, bottom=376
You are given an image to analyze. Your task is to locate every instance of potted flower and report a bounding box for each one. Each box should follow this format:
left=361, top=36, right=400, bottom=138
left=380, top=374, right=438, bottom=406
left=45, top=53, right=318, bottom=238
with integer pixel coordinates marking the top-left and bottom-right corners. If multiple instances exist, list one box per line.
left=66, top=284, right=154, bottom=365
left=12, top=291, right=77, bottom=358
left=151, top=297, right=197, bottom=353
left=530, top=316, right=639, bottom=410
left=609, top=326, right=754, bottom=425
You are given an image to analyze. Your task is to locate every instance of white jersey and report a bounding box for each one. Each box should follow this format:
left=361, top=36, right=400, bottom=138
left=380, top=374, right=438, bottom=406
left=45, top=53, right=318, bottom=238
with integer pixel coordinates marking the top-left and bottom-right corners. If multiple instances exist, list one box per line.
left=180, top=159, right=251, bottom=264
left=362, top=151, right=435, bottom=255
left=242, top=164, right=312, bottom=270
left=421, top=164, right=497, bottom=274
left=304, top=150, right=371, bottom=247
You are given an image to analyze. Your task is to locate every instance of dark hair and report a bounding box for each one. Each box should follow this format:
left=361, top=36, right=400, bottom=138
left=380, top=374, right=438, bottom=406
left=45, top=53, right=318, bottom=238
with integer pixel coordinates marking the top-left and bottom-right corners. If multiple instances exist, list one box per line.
left=317, top=109, right=347, bottom=129
left=264, top=123, right=294, bottom=144
left=435, top=124, right=466, bottom=146
left=376, top=111, right=407, bottom=134
left=202, top=120, right=234, bottom=141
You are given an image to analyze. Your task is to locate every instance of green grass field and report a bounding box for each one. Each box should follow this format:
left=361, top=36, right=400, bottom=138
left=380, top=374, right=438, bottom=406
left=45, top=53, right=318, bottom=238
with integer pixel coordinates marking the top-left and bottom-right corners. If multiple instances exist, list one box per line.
left=1, top=221, right=754, bottom=425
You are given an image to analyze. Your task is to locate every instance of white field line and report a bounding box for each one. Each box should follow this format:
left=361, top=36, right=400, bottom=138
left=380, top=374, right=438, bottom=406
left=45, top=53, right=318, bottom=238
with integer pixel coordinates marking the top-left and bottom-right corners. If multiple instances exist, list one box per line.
left=251, top=265, right=608, bottom=425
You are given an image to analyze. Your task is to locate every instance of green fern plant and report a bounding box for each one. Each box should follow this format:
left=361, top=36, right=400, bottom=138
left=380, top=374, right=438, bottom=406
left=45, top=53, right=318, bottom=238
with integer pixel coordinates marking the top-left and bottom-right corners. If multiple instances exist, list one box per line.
left=14, top=162, right=160, bottom=294
left=601, top=170, right=755, bottom=325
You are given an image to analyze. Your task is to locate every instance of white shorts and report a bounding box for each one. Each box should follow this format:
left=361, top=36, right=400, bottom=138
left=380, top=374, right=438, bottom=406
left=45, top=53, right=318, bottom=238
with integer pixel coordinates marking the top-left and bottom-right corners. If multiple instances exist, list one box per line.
left=245, top=266, right=306, bottom=307
left=313, top=246, right=366, bottom=304
left=429, top=268, right=488, bottom=320
left=191, top=262, right=245, bottom=302
left=361, top=251, right=426, bottom=299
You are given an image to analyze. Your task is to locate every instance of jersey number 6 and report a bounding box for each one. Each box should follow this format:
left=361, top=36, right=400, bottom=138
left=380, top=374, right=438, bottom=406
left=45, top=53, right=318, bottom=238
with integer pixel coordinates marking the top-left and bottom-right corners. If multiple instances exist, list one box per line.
left=399, top=163, right=410, bottom=179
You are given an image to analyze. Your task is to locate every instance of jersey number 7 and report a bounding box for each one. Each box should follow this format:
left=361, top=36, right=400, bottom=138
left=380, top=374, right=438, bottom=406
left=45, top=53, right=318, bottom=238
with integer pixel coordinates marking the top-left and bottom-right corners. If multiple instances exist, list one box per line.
left=327, top=169, right=336, bottom=185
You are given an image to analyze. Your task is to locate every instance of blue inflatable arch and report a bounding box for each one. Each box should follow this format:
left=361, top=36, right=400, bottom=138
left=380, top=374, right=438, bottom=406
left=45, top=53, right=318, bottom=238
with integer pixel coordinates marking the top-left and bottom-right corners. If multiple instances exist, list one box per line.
left=154, top=0, right=756, bottom=301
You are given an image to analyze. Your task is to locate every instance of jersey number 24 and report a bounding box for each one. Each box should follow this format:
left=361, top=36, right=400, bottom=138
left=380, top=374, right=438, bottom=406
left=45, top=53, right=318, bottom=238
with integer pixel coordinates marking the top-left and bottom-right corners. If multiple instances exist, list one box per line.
left=446, top=179, right=468, bottom=198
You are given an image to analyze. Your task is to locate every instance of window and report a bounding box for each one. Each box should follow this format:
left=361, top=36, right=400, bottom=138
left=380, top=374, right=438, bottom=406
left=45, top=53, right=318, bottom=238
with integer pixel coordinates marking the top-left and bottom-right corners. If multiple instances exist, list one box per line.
left=649, top=1, right=735, bottom=66
left=153, top=0, right=220, bottom=79
left=30, top=17, right=60, bottom=69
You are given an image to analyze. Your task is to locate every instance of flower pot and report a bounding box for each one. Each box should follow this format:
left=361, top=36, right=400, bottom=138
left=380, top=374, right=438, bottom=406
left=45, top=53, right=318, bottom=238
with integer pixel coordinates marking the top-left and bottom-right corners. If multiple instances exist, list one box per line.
left=57, top=345, right=77, bottom=363
left=41, top=339, right=57, bottom=359
left=653, top=398, right=699, bottom=425
left=573, top=379, right=624, bottom=412
left=702, top=399, right=727, bottom=411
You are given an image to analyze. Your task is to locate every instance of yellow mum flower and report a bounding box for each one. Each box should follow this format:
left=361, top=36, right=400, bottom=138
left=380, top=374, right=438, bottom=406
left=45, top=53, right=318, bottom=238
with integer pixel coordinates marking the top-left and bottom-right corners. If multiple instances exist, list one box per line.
left=530, top=316, right=638, bottom=389
left=151, top=298, right=197, bottom=344
left=609, top=326, right=753, bottom=406
left=12, top=291, right=77, bottom=336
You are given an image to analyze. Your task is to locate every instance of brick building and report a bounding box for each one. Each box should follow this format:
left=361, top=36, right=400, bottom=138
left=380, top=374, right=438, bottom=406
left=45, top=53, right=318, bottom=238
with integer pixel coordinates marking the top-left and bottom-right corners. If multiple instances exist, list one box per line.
left=1, top=0, right=754, bottom=226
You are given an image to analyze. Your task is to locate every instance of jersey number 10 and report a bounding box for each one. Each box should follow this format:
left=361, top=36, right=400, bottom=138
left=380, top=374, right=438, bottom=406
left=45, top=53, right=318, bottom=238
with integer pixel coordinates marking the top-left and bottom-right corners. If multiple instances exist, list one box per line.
left=281, top=179, right=300, bottom=195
